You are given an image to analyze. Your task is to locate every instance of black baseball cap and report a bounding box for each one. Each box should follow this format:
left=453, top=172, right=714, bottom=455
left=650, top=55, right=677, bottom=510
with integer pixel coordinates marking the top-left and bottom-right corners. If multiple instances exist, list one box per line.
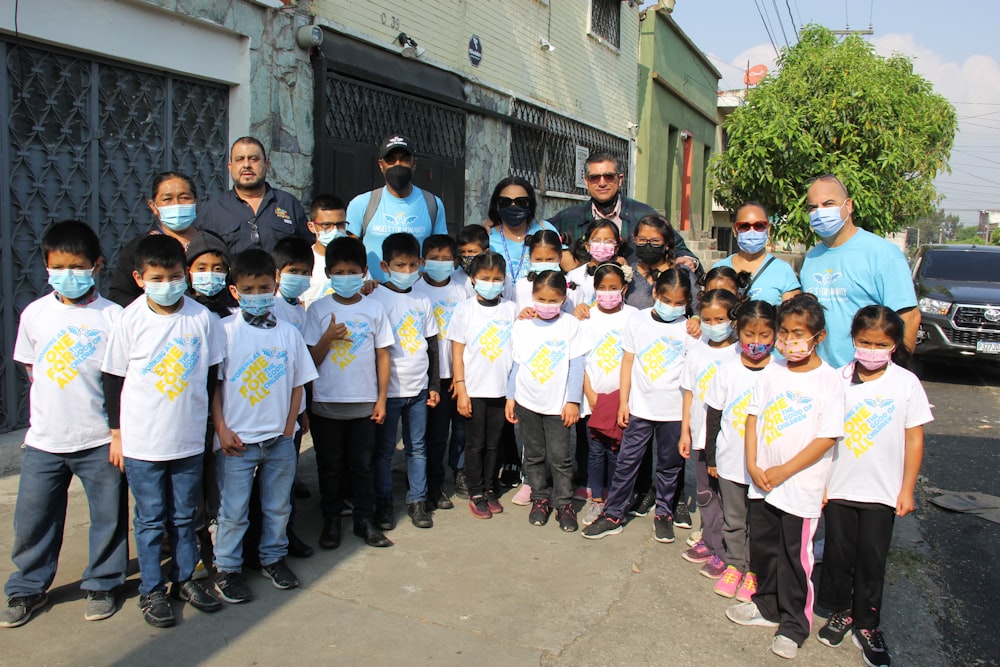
left=379, top=134, right=413, bottom=159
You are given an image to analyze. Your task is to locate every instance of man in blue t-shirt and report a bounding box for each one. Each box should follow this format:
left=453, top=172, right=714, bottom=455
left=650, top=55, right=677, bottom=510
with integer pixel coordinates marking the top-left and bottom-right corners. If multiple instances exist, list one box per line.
left=346, top=135, right=447, bottom=281
left=799, top=174, right=920, bottom=367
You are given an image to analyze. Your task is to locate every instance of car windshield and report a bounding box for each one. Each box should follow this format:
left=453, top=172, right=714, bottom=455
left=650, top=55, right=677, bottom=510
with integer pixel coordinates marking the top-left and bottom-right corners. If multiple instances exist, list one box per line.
left=920, top=250, right=999, bottom=283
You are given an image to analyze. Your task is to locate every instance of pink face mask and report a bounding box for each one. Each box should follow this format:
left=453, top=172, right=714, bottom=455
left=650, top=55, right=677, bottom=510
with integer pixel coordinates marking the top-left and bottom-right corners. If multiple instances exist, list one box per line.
left=533, top=301, right=562, bottom=320
left=775, top=333, right=818, bottom=362
left=595, top=289, right=623, bottom=310
left=588, top=241, right=617, bottom=262
left=854, top=346, right=894, bottom=370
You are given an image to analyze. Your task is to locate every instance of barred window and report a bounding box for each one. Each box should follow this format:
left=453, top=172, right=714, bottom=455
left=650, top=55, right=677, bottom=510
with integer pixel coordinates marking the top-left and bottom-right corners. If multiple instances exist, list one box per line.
left=590, top=0, right=621, bottom=49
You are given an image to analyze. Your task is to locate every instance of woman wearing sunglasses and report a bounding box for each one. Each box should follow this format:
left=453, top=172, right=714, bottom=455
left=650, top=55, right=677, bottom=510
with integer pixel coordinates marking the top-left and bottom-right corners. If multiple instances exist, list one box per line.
left=713, top=201, right=800, bottom=305
left=486, top=177, right=560, bottom=293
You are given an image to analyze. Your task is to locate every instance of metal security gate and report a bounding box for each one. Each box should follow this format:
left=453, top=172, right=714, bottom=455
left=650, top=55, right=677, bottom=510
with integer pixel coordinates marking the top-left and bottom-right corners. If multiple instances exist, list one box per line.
left=314, top=69, right=466, bottom=234
left=0, top=38, right=229, bottom=433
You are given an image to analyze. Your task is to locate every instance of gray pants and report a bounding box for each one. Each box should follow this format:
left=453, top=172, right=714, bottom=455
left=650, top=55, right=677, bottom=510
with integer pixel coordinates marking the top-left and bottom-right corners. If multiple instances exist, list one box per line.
left=718, top=476, right=750, bottom=572
left=515, top=404, right=573, bottom=507
left=695, top=450, right=725, bottom=558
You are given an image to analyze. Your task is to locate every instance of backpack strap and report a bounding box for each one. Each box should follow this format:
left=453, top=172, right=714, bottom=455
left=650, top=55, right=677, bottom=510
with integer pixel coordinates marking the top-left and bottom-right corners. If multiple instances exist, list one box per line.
left=746, top=255, right=777, bottom=292
left=361, top=187, right=384, bottom=238
left=421, top=188, right=439, bottom=228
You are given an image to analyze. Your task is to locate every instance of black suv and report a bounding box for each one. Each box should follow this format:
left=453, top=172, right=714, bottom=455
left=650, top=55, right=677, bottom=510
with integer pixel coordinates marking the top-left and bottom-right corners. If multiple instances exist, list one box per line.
left=912, top=244, right=1000, bottom=359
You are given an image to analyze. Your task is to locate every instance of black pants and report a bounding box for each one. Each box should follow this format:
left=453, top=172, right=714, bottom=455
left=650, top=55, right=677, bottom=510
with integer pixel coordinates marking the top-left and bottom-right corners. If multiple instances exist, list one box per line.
left=463, top=397, right=506, bottom=497
left=817, top=499, right=895, bottom=629
left=749, top=499, right=818, bottom=646
left=310, top=413, right=376, bottom=521
left=515, top=405, right=573, bottom=507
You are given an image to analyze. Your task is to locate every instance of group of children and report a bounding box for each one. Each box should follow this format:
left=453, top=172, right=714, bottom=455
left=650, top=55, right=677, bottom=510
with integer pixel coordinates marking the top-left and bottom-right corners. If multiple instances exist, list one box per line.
left=3, top=199, right=930, bottom=667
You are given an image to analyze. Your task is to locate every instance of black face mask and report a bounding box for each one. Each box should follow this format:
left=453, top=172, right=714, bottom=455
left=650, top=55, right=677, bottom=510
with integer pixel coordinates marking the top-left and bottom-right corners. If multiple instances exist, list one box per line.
left=460, top=256, right=475, bottom=274
left=498, top=205, right=531, bottom=227
left=594, top=192, right=620, bottom=215
left=384, top=165, right=413, bottom=192
left=636, top=244, right=667, bottom=266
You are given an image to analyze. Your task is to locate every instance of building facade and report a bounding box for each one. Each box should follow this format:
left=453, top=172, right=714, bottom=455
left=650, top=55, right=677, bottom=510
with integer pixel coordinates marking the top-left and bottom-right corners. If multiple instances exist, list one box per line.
left=0, top=0, right=641, bottom=433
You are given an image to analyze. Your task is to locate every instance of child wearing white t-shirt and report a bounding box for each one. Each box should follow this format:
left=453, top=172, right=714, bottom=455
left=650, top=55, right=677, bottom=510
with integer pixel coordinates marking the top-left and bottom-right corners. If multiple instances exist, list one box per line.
left=506, top=270, right=589, bottom=531
left=301, top=194, right=348, bottom=309
left=102, top=235, right=225, bottom=628
left=2, top=221, right=127, bottom=630
left=578, top=263, right=636, bottom=526
left=816, top=306, right=931, bottom=667
left=583, top=269, right=695, bottom=543
left=678, top=289, right=740, bottom=580
left=369, top=233, right=440, bottom=531
left=566, top=219, right=628, bottom=317
left=726, top=294, right=845, bottom=661
left=512, top=229, right=580, bottom=313
left=449, top=251, right=517, bottom=519
left=304, top=236, right=394, bottom=550
left=413, top=234, right=471, bottom=511
left=703, top=300, right=778, bottom=602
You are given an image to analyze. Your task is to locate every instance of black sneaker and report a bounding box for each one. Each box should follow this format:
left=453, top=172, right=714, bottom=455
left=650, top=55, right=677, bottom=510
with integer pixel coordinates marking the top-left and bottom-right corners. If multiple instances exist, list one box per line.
left=287, top=528, right=315, bottom=558
left=261, top=559, right=299, bottom=590
left=528, top=498, right=552, bottom=526
left=375, top=502, right=395, bottom=531
left=138, top=590, right=175, bottom=628
left=0, top=593, right=48, bottom=628
left=215, top=572, right=254, bottom=604
left=557, top=504, right=578, bottom=532
left=454, top=469, right=469, bottom=499
left=654, top=514, right=675, bottom=543
left=582, top=513, right=623, bottom=539
left=673, top=501, right=693, bottom=529
left=408, top=501, right=434, bottom=528
left=853, top=628, right=891, bottom=667
left=429, top=488, right=454, bottom=510
left=499, top=463, right=521, bottom=488
left=817, top=610, right=853, bottom=647
left=171, top=580, right=222, bottom=613
left=628, top=489, right=656, bottom=517
left=84, top=590, right=117, bottom=622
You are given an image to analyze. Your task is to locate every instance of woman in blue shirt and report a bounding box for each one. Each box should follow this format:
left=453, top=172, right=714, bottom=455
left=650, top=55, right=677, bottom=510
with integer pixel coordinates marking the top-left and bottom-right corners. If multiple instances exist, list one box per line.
left=714, top=201, right=800, bottom=306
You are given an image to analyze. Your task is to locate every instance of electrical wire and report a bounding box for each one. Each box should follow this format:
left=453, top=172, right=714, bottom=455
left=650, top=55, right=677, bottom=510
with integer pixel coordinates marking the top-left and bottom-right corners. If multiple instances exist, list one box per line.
left=752, top=0, right=781, bottom=59
left=770, top=0, right=791, bottom=48
left=785, top=0, right=799, bottom=35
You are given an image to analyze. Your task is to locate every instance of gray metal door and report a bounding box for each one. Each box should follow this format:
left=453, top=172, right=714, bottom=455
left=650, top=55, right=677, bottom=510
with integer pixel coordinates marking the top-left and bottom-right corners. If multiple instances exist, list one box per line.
left=0, top=38, right=230, bottom=433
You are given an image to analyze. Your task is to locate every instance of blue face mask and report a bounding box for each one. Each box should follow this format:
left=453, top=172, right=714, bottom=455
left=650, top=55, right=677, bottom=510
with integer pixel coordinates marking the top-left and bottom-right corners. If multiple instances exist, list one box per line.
left=239, top=292, right=275, bottom=317
left=318, top=228, right=344, bottom=247
left=653, top=300, right=686, bottom=322
left=701, top=321, right=734, bottom=342
left=190, top=271, right=227, bottom=297
left=158, top=204, right=197, bottom=232
left=329, top=274, right=364, bottom=298
left=388, top=270, right=420, bottom=290
left=473, top=280, right=504, bottom=301
left=278, top=273, right=311, bottom=300
left=531, top=262, right=561, bottom=275
left=47, top=268, right=95, bottom=300
left=423, top=260, right=455, bottom=283
left=144, top=279, right=188, bottom=307
left=809, top=204, right=846, bottom=238
left=737, top=229, right=768, bottom=254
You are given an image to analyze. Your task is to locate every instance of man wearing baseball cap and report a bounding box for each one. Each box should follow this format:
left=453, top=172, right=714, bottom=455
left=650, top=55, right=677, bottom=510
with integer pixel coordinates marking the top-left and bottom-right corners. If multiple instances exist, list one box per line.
left=345, top=135, right=448, bottom=281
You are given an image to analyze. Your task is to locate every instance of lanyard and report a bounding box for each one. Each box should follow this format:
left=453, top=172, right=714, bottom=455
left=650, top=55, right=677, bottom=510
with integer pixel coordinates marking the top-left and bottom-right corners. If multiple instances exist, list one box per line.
left=498, top=228, right=529, bottom=282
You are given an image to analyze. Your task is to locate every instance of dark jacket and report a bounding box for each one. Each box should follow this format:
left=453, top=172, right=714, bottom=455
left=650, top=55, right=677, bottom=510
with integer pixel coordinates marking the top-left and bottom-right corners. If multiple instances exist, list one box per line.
left=195, top=184, right=311, bottom=255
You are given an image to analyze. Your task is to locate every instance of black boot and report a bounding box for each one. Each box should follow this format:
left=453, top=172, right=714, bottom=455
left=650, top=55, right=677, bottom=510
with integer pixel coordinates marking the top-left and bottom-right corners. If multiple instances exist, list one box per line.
left=375, top=501, right=395, bottom=531
left=353, top=519, right=393, bottom=548
left=428, top=487, right=454, bottom=510
left=287, top=528, right=315, bottom=558
left=408, top=501, right=433, bottom=529
left=454, top=469, right=469, bottom=499
left=318, top=517, right=341, bottom=550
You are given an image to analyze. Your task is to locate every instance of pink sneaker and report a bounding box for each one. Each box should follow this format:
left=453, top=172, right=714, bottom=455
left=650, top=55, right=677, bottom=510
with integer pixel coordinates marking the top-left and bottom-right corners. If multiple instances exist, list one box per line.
left=511, top=484, right=533, bottom=506
left=714, top=565, right=743, bottom=598
left=699, top=555, right=727, bottom=579
left=681, top=540, right=712, bottom=564
left=736, top=571, right=758, bottom=603
left=573, top=486, right=591, bottom=501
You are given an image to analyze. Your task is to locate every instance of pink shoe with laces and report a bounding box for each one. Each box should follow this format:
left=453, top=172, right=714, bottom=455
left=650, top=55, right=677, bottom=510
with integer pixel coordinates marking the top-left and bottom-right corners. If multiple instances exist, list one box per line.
left=714, top=565, right=743, bottom=598
left=736, top=571, right=758, bottom=603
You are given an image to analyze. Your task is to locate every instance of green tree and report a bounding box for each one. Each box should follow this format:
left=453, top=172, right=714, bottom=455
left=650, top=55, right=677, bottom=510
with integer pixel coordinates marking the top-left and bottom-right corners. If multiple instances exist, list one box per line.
left=910, top=209, right=959, bottom=247
left=711, top=25, right=957, bottom=245
left=952, top=224, right=981, bottom=244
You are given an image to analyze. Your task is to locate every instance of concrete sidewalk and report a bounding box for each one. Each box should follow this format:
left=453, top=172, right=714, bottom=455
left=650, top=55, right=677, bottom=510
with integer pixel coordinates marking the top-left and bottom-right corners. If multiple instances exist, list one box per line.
left=0, top=437, right=946, bottom=666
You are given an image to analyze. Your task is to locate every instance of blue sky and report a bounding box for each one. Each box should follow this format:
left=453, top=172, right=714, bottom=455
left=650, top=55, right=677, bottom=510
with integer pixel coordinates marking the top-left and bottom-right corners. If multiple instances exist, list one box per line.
left=662, top=0, right=1000, bottom=225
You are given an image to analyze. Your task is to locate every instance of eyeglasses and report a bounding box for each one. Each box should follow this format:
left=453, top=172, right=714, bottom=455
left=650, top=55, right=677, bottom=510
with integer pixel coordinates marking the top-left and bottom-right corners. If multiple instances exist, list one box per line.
left=498, top=197, right=531, bottom=209
left=585, top=172, right=620, bottom=184
left=633, top=238, right=665, bottom=249
left=312, top=221, right=347, bottom=231
left=735, top=221, right=768, bottom=233
left=248, top=221, right=260, bottom=245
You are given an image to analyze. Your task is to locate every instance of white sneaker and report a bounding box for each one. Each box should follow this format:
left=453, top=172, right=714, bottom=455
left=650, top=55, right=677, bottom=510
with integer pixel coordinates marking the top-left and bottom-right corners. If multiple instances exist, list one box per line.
left=725, top=602, right=780, bottom=627
left=581, top=500, right=604, bottom=526
left=771, top=634, right=798, bottom=659
left=686, top=530, right=703, bottom=547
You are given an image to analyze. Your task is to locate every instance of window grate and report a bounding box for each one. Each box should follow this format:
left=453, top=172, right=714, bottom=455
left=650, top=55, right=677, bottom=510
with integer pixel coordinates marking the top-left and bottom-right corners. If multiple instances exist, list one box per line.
left=590, top=0, right=621, bottom=48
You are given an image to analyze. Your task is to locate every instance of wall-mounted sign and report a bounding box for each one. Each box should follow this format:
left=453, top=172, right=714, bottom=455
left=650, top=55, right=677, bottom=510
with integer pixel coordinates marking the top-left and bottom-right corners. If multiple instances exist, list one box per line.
left=469, top=35, right=483, bottom=67
left=574, top=145, right=590, bottom=189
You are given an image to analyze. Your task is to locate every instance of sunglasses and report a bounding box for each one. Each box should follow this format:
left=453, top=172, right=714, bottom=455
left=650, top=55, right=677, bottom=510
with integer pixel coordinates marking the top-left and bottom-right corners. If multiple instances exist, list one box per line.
left=498, top=197, right=531, bottom=209
left=585, top=172, right=620, bottom=184
left=735, top=221, right=768, bottom=233
left=248, top=220, right=260, bottom=244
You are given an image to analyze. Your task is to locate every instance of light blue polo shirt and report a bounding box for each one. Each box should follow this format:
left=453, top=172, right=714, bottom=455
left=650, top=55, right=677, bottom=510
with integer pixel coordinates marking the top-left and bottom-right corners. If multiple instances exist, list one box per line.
left=715, top=254, right=800, bottom=306
left=800, top=229, right=916, bottom=367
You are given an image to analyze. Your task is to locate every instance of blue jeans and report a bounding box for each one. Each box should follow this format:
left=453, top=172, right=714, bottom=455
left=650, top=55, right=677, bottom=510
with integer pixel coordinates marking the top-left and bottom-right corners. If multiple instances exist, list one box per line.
left=426, top=379, right=467, bottom=488
left=124, top=454, right=203, bottom=596
left=214, top=435, right=296, bottom=572
left=5, top=445, right=128, bottom=597
left=586, top=422, right=619, bottom=500
left=374, top=390, right=428, bottom=504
